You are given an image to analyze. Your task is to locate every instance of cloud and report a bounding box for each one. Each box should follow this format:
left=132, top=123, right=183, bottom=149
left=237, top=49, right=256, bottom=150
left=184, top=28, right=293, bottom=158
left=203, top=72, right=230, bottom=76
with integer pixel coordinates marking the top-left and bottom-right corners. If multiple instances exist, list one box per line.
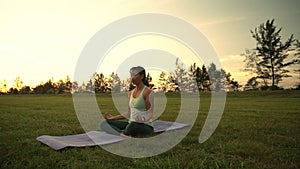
left=220, top=54, right=245, bottom=71
left=220, top=54, right=249, bottom=84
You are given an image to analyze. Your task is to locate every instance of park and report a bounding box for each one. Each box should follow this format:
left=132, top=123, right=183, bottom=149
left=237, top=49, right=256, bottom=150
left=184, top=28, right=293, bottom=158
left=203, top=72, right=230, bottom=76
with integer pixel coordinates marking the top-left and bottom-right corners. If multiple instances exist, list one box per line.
left=0, top=91, right=299, bottom=168
left=1, top=1, right=300, bottom=168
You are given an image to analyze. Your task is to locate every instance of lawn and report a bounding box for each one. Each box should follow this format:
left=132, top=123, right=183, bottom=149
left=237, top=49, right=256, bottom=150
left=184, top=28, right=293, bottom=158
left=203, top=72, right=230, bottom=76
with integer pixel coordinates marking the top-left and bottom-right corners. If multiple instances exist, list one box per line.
left=0, top=91, right=299, bottom=169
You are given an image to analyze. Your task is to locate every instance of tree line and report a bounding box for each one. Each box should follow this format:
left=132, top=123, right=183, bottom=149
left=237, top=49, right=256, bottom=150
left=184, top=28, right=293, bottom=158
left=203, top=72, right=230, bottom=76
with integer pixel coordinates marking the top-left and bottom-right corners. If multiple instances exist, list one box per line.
left=0, top=61, right=240, bottom=94
left=0, top=76, right=73, bottom=94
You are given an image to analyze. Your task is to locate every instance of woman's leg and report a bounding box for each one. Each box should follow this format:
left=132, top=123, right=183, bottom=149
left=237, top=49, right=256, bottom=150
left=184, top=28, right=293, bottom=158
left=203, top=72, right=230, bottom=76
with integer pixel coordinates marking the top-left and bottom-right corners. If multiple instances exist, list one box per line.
left=123, top=122, right=154, bottom=137
left=100, top=119, right=129, bottom=135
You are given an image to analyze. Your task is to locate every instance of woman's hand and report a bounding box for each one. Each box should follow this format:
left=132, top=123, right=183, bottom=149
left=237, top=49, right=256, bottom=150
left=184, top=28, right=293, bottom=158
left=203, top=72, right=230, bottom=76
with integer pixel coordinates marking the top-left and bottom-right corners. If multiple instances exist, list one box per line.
left=135, top=115, right=146, bottom=122
left=104, top=113, right=114, bottom=120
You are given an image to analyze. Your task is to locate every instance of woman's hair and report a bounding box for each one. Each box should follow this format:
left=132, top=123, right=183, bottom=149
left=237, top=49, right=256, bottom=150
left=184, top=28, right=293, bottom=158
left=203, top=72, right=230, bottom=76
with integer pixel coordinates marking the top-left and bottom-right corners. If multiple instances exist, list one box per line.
left=130, top=66, right=149, bottom=87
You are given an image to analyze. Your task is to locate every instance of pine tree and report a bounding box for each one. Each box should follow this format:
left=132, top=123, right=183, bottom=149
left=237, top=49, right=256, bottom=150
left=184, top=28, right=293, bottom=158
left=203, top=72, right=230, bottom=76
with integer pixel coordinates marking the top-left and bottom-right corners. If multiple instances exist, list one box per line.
left=146, top=73, right=154, bottom=89
left=110, top=72, right=121, bottom=93
left=208, top=63, right=226, bottom=92
left=243, top=19, right=299, bottom=88
left=173, top=58, right=197, bottom=93
left=158, top=72, right=168, bottom=92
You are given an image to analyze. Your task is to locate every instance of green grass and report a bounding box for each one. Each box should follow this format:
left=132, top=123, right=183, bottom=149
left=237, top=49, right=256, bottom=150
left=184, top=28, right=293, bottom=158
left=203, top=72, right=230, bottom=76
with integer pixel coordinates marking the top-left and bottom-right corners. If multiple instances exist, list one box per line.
left=0, top=91, right=299, bottom=169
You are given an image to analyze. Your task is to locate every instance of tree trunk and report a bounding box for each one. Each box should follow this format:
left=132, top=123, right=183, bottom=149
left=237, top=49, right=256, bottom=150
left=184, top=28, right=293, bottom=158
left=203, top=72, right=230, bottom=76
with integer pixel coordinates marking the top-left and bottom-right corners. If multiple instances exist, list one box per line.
left=269, top=49, right=275, bottom=87
left=271, top=58, right=275, bottom=86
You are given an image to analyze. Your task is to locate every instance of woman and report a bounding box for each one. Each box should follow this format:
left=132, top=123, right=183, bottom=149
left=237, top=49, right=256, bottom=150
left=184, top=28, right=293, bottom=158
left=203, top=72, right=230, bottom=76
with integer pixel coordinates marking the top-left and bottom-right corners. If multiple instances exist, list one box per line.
left=100, top=66, right=154, bottom=137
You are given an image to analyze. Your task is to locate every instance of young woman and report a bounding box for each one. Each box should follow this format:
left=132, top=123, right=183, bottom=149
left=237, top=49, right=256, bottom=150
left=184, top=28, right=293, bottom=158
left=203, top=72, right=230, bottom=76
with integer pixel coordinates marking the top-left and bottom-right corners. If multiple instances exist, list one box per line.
left=100, top=66, right=154, bottom=137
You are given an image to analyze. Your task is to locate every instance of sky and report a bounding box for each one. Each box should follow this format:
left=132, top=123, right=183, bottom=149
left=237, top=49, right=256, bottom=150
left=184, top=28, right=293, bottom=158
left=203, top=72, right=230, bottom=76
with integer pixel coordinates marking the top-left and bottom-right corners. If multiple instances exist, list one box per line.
left=1, top=0, right=300, bottom=90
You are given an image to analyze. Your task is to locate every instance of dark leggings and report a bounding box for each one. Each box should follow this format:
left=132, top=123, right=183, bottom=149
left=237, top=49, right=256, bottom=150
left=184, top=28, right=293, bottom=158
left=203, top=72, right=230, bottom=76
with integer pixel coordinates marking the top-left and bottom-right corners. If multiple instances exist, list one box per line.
left=100, top=119, right=153, bottom=137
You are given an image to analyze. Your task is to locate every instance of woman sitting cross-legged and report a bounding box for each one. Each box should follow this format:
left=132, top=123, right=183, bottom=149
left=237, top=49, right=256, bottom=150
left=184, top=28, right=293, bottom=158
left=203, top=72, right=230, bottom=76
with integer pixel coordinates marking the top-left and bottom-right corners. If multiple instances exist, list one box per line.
left=100, top=66, right=154, bottom=138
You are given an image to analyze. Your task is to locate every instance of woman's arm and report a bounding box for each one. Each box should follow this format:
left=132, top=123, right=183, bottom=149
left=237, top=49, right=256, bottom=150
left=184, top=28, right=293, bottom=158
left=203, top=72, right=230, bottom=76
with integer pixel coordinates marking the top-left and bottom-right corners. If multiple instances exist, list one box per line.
left=104, top=112, right=129, bottom=120
left=144, top=90, right=154, bottom=121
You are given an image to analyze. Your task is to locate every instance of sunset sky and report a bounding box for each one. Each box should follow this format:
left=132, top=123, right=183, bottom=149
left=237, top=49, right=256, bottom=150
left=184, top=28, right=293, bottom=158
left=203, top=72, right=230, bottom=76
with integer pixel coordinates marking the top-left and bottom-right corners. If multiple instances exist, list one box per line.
left=1, top=0, right=300, bottom=90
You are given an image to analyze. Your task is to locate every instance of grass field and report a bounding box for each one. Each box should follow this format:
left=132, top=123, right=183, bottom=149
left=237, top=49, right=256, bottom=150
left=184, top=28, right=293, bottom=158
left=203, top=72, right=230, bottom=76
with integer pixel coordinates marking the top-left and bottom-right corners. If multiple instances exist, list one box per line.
left=0, top=91, right=299, bottom=169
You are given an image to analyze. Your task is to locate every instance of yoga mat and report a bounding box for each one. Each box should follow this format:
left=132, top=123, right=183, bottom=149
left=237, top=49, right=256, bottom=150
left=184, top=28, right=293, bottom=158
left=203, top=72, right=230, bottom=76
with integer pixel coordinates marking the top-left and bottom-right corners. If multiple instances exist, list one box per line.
left=37, top=120, right=189, bottom=150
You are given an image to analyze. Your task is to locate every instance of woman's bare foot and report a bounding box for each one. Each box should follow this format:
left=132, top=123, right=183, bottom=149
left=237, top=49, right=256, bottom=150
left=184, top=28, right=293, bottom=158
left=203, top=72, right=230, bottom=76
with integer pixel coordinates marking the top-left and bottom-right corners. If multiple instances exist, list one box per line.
left=120, top=132, right=131, bottom=138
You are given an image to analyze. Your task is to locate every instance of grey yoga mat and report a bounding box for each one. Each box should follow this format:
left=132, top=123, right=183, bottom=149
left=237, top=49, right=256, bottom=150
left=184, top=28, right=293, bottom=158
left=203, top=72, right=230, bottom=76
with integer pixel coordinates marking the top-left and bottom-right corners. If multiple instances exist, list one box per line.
left=36, top=120, right=189, bottom=150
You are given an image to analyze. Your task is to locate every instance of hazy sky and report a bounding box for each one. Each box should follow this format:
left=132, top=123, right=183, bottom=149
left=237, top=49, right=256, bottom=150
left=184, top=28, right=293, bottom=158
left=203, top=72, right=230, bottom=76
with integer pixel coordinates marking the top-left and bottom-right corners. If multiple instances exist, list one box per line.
left=1, top=0, right=300, bottom=89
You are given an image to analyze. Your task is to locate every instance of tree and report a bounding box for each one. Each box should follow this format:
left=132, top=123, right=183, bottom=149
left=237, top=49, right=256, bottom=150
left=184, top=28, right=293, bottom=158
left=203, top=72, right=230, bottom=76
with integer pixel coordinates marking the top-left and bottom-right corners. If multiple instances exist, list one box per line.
left=85, top=79, right=94, bottom=93
left=173, top=58, right=197, bottom=93
left=146, top=73, right=154, bottom=89
left=167, top=73, right=177, bottom=92
left=64, top=76, right=72, bottom=93
left=32, top=79, right=55, bottom=94
left=190, top=63, right=201, bottom=91
left=13, top=77, right=23, bottom=91
left=293, top=39, right=300, bottom=89
left=19, top=86, right=31, bottom=94
left=293, top=40, right=300, bottom=76
left=191, top=62, right=239, bottom=91
left=79, top=82, right=86, bottom=92
left=243, top=19, right=299, bottom=88
left=190, top=63, right=210, bottom=91
left=208, top=63, right=226, bottom=92
left=200, top=65, right=210, bottom=91
left=33, top=83, right=44, bottom=94
left=124, top=78, right=135, bottom=91
left=0, top=80, right=8, bottom=93
left=8, top=87, right=19, bottom=94
left=92, top=73, right=106, bottom=93
left=157, top=72, right=168, bottom=92
left=72, top=81, right=79, bottom=93
left=110, top=72, right=121, bottom=93
left=43, top=80, right=55, bottom=94
left=225, top=72, right=240, bottom=91
left=244, top=77, right=259, bottom=90
left=56, top=79, right=66, bottom=94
